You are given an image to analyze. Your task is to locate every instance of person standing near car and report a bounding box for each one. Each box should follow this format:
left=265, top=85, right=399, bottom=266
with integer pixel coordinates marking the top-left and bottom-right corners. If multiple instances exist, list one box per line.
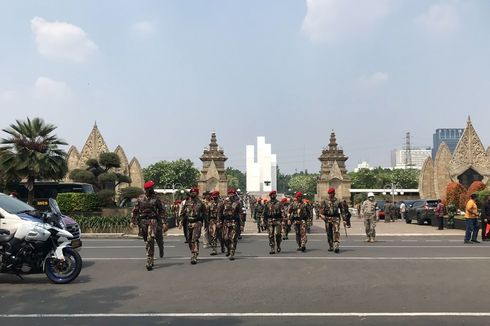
left=131, top=181, right=167, bottom=271
left=400, top=201, right=408, bottom=223
left=361, top=192, right=378, bottom=243
left=464, top=194, right=480, bottom=244
left=481, top=195, right=490, bottom=241
left=435, top=199, right=445, bottom=230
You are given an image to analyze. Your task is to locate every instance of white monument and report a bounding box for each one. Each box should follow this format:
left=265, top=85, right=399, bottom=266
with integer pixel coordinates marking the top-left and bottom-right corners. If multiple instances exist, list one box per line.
left=246, top=136, right=277, bottom=194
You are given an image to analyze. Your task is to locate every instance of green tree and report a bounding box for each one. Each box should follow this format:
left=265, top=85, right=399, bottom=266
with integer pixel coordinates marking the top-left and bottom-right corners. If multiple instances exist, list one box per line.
left=0, top=117, right=68, bottom=203
left=288, top=172, right=317, bottom=195
left=277, top=166, right=291, bottom=193
left=70, top=152, right=131, bottom=191
left=349, top=168, right=420, bottom=189
left=225, top=167, right=246, bottom=191
left=143, top=159, right=200, bottom=189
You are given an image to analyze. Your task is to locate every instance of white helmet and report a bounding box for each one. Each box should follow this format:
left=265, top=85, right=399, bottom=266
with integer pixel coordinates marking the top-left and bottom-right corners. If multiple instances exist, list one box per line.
left=367, top=192, right=375, bottom=198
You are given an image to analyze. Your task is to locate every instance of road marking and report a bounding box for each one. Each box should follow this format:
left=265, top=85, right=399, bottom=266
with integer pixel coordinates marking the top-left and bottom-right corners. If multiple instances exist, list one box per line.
left=425, top=240, right=442, bottom=242
left=3, top=312, right=490, bottom=318
left=83, top=256, right=490, bottom=261
left=401, top=240, right=418, bottom=242
left=83, top=246, right=175, bottom=249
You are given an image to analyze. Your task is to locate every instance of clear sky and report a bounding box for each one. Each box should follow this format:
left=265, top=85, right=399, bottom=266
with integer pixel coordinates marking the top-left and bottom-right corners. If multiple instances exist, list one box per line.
left=1, top=0, right=490, bottom=173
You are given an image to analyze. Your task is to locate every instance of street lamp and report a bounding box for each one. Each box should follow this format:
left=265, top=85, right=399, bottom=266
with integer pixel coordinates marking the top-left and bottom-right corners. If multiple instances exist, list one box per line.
left=382, top=182, right=402, bottom=203
left=164, top=183, right=183, bottom=203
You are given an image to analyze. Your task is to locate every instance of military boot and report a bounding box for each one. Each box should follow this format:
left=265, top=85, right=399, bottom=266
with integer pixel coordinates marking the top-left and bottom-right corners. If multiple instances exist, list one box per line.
left=191, top=253, right=198, bottom=265
left=269, top=246, right=275, bottom=255
left=301, top=246, right=306, bottom=252
left=229, top=250, right=235, bottom=261
left=276, top=246, right=281, bottom=253
left=159, top=245, right=164, bottom=258
left=146, top=258, right=153, bottom=271
left=210, top=247, right=217, bottom=256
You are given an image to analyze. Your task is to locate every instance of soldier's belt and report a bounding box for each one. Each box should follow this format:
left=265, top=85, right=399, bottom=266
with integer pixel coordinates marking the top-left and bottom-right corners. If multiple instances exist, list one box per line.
left=222, top=216, right=237, bottom=221
left=139, top=216, right=157, bottom=220
left=187, top=217, right=202, bottom=223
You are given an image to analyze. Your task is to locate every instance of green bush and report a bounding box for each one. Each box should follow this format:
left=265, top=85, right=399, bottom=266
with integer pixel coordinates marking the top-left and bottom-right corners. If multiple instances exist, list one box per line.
left=73, top=215, right=131, bottom=233
left=97, top=189, right=116, bottom=207
left=120, top=186, right=144, bottom=200
left=57, top=193, right=100, bottom=213
left=474, top=189, right=490, bottom=206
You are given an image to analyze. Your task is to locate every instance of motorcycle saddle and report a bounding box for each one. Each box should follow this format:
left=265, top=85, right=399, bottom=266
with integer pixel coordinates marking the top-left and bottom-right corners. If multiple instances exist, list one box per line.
left=0, top=229, right=13, bottom=243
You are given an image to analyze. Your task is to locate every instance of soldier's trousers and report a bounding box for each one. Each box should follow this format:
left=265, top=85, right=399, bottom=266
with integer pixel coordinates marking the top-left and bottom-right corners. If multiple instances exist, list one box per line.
left=202, top=220, right=210, bottom=246
left=141, top=219, right=157, bottom=266
left=187, top=221, right=202, bottom=255
left=325, top=218, right=340, bottom=250
left=208, top=219, right=219, bottom=249
left=267, top=219, right=282, bottom=249
left=294, top=220, right=307, bottom=248
left=183, top=220, right=189, bottom=242
left=222, top=220, right=238, bottom=254
left=364, top=218, right=376, bottom=238
left=282, top=219, right=290, bottom=239
left=156, top=221, right=164, bottom=256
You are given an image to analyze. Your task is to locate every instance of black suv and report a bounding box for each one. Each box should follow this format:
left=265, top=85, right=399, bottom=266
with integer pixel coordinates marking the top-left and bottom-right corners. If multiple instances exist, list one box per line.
left=406, top=199, right=438, bottom=225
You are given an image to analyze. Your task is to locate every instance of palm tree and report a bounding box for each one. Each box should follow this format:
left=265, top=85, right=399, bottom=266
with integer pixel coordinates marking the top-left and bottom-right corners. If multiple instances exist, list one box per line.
left=0, top=117, right=68, bottom=204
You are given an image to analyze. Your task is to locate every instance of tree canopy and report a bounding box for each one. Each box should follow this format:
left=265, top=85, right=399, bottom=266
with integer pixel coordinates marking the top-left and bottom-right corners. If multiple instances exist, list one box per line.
left=143, top=159, right=200, bottom=189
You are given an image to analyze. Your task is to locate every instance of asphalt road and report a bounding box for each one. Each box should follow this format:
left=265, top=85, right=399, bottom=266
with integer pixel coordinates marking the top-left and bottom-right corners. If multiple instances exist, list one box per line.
left=1, top=234, right=490, bottom=326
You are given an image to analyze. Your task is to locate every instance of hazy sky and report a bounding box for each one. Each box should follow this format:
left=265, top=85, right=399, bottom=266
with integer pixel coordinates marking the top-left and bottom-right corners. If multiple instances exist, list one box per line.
left=1, top=0, right=490, bottom=173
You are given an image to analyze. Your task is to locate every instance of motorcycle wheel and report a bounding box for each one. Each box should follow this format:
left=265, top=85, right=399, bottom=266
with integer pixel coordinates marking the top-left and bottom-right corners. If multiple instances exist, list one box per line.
left=45, top=247, right=82, bottom=284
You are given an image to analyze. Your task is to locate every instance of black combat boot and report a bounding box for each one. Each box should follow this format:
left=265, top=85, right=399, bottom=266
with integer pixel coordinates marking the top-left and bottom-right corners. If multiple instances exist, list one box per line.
left=210, top=247, right=217, bottom=256
left=269, top=247, right=275, bottom=255
left=229, top=251, right=235, bottom=261
left=191, top=253, right=198, bottom=265
left=159, top=245, right=164, bottom=258
left=301, top=246, right=306, bottom=252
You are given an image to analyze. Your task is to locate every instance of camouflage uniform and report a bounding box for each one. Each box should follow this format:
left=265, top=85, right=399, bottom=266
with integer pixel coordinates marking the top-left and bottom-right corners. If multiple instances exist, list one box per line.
left=208, top=195, right=221, bottom=255
left=254, top=201, right=265, bottom=233
left=180, top=193, right=206, bottom=264
left=220, top=195, right=241, bottom=260
left=202, top=195, right=212, bottom=248
left=289, top=197, right=312, bottom=251
left=281, top=200, right=291, bottom=240
left=131, top=193, right=167, bottom=270
left=263, top=196, right=283, bottom=254
left=361, top=199, right=377, bottom=242
left=320, top=196, right=345, bottom=253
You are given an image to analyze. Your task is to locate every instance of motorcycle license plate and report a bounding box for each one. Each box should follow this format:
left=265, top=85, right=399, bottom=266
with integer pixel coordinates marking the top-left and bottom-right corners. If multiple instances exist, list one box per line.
left=71, top=239, right=82, bottom=248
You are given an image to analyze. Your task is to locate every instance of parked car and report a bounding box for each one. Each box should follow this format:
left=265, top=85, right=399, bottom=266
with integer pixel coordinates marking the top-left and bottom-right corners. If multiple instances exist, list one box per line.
left=406, top=199, right=438, bottom=225
left=0, top=193, right=82, bottom=250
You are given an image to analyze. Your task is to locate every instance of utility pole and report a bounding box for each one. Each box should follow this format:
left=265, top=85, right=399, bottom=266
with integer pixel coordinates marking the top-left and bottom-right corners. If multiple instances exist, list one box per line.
left=405, top=132, right=413, bottom=168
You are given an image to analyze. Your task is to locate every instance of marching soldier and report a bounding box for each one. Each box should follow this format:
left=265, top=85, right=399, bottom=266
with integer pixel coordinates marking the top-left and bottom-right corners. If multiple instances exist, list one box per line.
left=131, top=181, right=167, bottom=271
left=208, top=191, right=221, bottom=255
left=361, top=192, right=378, bottom=242
left=179, top=187, right=206, bottom=265
left=254, top=198, right=265, bottom=233
left=281, top=197, right=291, bottom=240
left=263, top=190, right=283, bottom=254
left=289, top=192, right=312, bottom=252
left=202, top=191, right=212, bottom=248
left=219, top=189, right=241, bottom=260
left=320, top=187, right=346, bottom=253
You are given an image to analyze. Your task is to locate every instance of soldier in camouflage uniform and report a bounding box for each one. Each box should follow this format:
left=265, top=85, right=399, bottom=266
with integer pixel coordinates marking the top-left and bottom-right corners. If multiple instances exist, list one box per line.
left=254, top=198, right=265, bottom=233
left=219, top=189, right=241, bottom=260
left=281, top=198, right=291, bottom=240
left=263, top=190, right=284, bottom=254
left=179, top=187, right=206, bottom=264
left=360, top=192, right=377, bottom=242
left=320, top=187, right=345, bottom=253
left=201, top=191, right=212, bottom=248
left=289, top=192, right=312, bottom=252
left=131, top=181, right=167, bottom=271
left=207, top=191, right=221, bottom=255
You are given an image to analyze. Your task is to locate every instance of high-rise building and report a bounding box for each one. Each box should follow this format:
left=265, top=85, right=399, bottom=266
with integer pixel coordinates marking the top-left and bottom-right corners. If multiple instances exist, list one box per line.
left=391, top=148, right=432, bottom=169
left=246, top=137, right=277, bottom=193
left=432, top=128, right=464, bottom=158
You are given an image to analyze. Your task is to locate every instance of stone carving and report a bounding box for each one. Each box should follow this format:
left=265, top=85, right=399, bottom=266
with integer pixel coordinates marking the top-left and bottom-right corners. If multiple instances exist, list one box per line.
left=198, top=132, right=228, bottom=195
left=433, top=142, right=452, bottom=199
left=317, top=131, right=351, bottom=202
left=420, top=117, right=490, bottom=199
left=65, top=123, right=144, bottom=190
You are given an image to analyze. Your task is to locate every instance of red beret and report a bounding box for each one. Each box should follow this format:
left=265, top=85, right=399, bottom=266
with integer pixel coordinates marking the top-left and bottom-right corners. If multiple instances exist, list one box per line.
left=211, top=191, right=220, bottom=197
left=227, top=188, right=236, bottom=195
left=295, top=191, right=303, bottom=198
left=174, top=200, right=182, bottom=204
left=328, top=187, right=336, bottom=194
left=281, top=198, right=288, bottom=203
left=144, top=181, right=155, bottom=190
left=190, top=187, right=199, bottom=194
left=269, top=190, right=277, bottom=196
left=257, top=198, right=262, bottom=202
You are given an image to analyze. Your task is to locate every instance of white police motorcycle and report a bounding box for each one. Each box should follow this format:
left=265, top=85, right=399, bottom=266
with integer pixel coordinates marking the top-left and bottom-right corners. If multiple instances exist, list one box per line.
left=0, top=198, right=82, bottom=284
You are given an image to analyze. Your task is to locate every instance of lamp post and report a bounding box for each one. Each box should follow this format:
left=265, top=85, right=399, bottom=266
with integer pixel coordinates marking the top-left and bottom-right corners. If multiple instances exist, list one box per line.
left=382, top=182, right=403, bottom=203
left=164, top=183, right=183, bottom=203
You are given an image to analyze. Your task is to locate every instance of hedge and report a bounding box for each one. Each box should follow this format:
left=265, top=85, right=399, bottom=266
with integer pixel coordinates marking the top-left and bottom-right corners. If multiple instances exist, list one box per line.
left=57, top=193, right=100, bottom=214
left=73, top=215, right=131, bottom=233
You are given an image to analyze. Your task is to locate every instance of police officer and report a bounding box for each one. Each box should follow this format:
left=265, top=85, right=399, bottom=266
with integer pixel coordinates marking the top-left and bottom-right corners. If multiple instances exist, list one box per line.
left=361, top=192, right=377, bottom=243
left=320, top=187, right=345, bottom=253
left=289, top=192, right=312, bottom=252
left=263, top=190, right=283, bottom=254
left=131, top=181, right=167, bottom=271
left=179, top=187, right=206, bottom=265
left=220, top=189, right=241, bottom=260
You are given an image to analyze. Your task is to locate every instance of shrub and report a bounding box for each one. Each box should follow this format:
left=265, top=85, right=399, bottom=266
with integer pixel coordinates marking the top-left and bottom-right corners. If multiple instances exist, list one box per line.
left=446, top=182, right=466, bottom=210
left=474, top=189, right=490, bottom=206
left=120, top=187, right=144, bottom=200
left=97, top=189, right=116, bottom=207
left=73, top=215, right=130, bottom=233
left=57, top=193, right=100, bottom=213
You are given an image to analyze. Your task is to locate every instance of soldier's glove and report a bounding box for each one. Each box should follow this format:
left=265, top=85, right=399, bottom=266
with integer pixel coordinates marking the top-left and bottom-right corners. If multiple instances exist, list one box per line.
left=163, top=223, right=169, bottom=233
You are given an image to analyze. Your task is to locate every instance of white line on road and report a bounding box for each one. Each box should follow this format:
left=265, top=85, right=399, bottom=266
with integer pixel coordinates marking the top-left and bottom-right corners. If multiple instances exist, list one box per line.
left=83, top=246, right=175, bottom=249
left=3, top=312, right=490, bottom=318
left=83, top=256, right=490, bottom=261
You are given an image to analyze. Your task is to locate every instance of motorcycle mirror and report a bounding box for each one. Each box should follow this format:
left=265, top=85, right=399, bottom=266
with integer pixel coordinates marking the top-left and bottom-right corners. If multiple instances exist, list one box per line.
left=49, top=198, right=63, bottom=216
